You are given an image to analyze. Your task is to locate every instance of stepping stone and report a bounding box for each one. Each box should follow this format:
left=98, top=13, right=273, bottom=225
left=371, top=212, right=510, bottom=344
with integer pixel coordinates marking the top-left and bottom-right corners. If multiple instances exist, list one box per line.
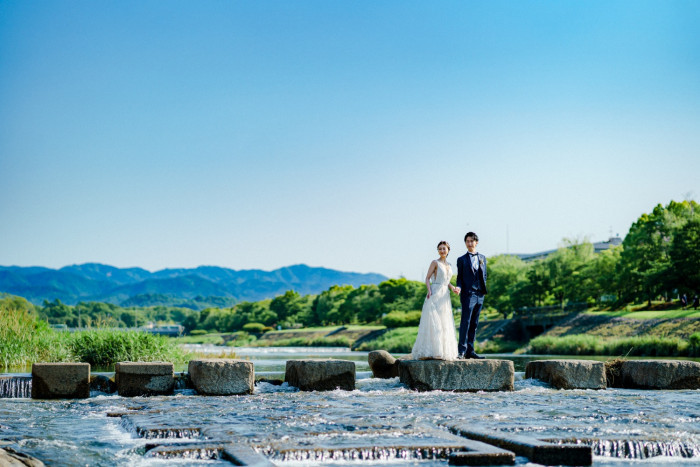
left=115, top=362, right=174, bottom=397
left=399, top=359, right=514, bottom=392
left=618, top=360, right=700, bottom=389
left=285, top=359, right=355, bottom=391
left=188, top=359, right=254, bottom=395
left=368, top=350, right=399, bottom=378
left=525, top=360, right=606, bottom=390
left=31, top=363, right=90, bottom=399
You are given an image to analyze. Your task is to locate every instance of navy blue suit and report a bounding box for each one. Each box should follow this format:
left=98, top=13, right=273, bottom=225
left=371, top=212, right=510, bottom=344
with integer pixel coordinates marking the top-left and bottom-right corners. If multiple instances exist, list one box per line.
left=456, top=252, right=488, bottom=355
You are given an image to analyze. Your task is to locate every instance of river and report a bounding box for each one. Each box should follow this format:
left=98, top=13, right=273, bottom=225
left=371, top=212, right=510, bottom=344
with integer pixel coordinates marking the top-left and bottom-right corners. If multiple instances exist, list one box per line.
left=1, top=347, right=699, bottom=466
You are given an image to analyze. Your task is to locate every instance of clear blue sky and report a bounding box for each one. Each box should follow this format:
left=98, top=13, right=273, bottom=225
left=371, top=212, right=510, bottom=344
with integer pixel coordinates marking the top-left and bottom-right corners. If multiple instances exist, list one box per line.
left=1, top=1, right=699, bottom=280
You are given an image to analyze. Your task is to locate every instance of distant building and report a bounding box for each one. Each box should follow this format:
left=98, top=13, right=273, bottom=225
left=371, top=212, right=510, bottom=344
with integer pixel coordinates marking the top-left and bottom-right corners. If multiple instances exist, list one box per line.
left=515, top=236, right=622, bottom=263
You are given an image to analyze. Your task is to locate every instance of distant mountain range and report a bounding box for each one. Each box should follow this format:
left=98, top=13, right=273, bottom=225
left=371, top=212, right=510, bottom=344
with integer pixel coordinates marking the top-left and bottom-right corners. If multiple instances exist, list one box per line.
left=0, top=263, right=388, bottom=309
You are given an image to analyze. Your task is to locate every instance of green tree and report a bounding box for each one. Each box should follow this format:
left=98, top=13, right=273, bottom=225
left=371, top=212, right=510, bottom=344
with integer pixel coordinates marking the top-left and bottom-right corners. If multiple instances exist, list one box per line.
left=669, top=216, right=700, bottom=295
left=311, top=285, right=354, bottom=325
left=268, top=290, right=313, bottom=326
left=378, top=278, right=424, bottom=314
left=486, top=254, right=529, bottom=318
left=620, top=200, right=698, bottom=304
left=338, top=284, right=383, bottom=323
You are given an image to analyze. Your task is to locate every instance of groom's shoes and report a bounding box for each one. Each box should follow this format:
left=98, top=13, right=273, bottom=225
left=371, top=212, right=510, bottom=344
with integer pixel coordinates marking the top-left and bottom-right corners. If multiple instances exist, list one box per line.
left=457, top=353, right=466, bottom=360
left=465, top=351, right=485, bottom=360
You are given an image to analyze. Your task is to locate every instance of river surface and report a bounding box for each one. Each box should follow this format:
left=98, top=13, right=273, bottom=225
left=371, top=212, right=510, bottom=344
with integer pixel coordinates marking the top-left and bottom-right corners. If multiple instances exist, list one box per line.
left=1, top=347, right=699, bottom=466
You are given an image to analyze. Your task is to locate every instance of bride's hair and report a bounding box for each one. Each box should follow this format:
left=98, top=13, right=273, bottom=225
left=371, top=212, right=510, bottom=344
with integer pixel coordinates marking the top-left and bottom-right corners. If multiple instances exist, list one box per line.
left=437, top=241, right=450, bottom=252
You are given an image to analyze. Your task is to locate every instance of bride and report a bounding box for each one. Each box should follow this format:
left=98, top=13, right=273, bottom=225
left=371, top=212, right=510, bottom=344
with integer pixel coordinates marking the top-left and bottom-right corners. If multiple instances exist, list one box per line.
left=411, top=241, right=461, bottom=360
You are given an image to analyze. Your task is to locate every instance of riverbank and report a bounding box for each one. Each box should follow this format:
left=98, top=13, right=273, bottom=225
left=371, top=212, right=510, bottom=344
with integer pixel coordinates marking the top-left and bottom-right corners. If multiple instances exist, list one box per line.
left=175, top=309, right=700, bottom=357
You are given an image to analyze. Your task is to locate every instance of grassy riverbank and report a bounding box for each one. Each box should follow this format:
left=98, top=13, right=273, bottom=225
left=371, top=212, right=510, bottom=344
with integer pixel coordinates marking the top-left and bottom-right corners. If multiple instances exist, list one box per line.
left=529, top=333, right=700, bottom=357
left=0, top=296, right=187, bottom=371
left=174, top=306, right=700, bottom=358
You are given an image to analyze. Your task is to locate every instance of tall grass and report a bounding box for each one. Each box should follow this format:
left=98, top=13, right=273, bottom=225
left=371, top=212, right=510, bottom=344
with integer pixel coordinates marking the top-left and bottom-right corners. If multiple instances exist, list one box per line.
left=0, top=298, right=69, bottom=370
left=68, top=330, right=187, bottom=367
left=529, top=334, right=698, bottom=357
left=0, top=297, right=186, bottom=371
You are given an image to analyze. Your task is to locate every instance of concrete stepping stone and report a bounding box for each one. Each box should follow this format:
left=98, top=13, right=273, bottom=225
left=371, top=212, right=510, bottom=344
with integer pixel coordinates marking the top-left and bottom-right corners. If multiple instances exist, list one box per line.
left=31, top=363, right=90, bottom=399
left=115, top=362, right=174, bottom=397
left=525, top=359, right=606, bottom=390
left=445, top=423, right=592, bottom=466
left=285, top=359, right=355, bottom=391
left=617, top=360, right=700, bottom=389
left=398, top=359, right=514, bottom=392
left=188, top=359, right=254, bottom=395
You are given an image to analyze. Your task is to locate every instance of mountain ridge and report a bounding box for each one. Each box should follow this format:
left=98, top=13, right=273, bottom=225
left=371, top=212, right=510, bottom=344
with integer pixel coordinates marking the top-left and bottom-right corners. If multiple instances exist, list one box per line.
left=0, top=263, right=388, bottom=309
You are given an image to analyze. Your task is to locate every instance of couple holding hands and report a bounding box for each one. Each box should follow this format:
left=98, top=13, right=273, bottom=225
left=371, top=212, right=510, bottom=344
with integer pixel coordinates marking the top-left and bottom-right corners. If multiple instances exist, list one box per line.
left=411, top=232, right=487, bottom=361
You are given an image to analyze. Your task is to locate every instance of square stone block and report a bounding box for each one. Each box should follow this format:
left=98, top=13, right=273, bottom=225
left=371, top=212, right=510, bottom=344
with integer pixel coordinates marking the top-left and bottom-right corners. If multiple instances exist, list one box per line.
left=525, top=360, right=606, bottom=390
left=115, top=362, right=174, bottom=397
left=31, top=363, right=90, bottom=399
left=285, top=359, right=355, bottom=391
left=188, top=359, right=254, bottom=395
left=619, top=360, right=700, bottom=389
left=399, top=359, right=514, bottom=392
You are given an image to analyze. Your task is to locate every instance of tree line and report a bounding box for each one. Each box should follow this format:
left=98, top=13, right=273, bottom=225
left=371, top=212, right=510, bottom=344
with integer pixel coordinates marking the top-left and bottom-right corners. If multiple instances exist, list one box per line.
left=27, top=200, right=700, bottom=332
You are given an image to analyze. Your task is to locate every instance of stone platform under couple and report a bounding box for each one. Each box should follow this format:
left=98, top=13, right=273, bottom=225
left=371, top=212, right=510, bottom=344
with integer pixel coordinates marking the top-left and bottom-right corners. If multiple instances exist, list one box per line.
left=399, top=359, right=515, bottom=392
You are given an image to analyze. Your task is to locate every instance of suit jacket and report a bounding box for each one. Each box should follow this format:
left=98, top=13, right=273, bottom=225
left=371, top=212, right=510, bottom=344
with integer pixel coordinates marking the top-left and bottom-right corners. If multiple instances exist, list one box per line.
left=457, top=252, right=488, bottom=296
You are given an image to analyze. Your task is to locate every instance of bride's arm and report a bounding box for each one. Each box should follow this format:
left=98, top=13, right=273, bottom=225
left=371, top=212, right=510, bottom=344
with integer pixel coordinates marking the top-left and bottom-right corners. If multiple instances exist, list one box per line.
left=425, top=260, right=437, bottom=298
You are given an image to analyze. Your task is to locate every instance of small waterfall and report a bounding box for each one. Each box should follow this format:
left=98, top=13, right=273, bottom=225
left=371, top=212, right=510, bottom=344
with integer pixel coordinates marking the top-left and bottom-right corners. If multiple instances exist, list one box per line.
left=0, top=376, right=31, bottom=398
left=136, top=426, right=201, bottom=439
left=262, top=446, right=456, bottom=462
left=554, top=438, right=700, bottom=459
left=146, top=446, right=223, bottom=460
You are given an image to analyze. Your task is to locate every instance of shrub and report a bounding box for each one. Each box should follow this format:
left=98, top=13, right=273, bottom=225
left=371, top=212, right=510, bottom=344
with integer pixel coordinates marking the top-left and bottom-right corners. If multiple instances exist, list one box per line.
left=242, top=322, right=266, bottom=333
left=189, top=329, right=208, bottom=336
left=382, top=311, right=422, bottom=328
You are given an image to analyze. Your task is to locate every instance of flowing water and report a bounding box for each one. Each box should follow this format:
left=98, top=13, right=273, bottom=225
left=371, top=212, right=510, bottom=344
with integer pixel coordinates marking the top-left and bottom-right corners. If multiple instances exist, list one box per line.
left=1, top=347, right=699, bottom=466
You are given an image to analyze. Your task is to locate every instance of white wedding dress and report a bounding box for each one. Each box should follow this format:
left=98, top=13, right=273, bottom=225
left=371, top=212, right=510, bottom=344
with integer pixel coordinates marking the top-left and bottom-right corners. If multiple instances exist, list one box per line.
left=411, top=260, right=459, bottom=361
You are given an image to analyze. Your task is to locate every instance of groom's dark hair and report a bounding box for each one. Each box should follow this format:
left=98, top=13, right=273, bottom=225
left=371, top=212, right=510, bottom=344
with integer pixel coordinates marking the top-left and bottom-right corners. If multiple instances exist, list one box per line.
left=464, top=232, right=479, bottom=242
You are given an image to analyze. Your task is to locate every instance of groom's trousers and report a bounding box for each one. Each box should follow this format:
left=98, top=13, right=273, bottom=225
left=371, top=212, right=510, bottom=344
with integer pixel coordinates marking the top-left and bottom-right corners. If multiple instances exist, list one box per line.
left=458, top=292, right=484, bottom=355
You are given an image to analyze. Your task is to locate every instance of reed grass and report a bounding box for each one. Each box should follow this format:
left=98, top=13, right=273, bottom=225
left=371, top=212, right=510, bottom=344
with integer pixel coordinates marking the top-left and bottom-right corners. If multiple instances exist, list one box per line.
left=529, top=334, right=696, bottom=357
left=0, top=298, right=187, bottom=371
left=68, top=330, right=188, bottom=367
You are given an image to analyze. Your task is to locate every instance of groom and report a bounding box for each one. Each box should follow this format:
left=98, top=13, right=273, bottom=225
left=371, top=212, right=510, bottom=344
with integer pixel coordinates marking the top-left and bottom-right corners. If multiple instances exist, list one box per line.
left=456, top=231, right=488, bottom=359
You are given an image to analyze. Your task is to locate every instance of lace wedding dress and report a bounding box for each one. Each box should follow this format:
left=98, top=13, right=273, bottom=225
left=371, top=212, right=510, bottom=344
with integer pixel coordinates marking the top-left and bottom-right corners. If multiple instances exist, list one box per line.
left=411, top=260, right=459, bottom=361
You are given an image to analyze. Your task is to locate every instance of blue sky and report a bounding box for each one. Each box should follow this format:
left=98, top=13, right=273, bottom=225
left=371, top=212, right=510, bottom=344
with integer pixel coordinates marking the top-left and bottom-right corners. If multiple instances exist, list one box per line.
left=1, top=1, right=699, bottom=280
